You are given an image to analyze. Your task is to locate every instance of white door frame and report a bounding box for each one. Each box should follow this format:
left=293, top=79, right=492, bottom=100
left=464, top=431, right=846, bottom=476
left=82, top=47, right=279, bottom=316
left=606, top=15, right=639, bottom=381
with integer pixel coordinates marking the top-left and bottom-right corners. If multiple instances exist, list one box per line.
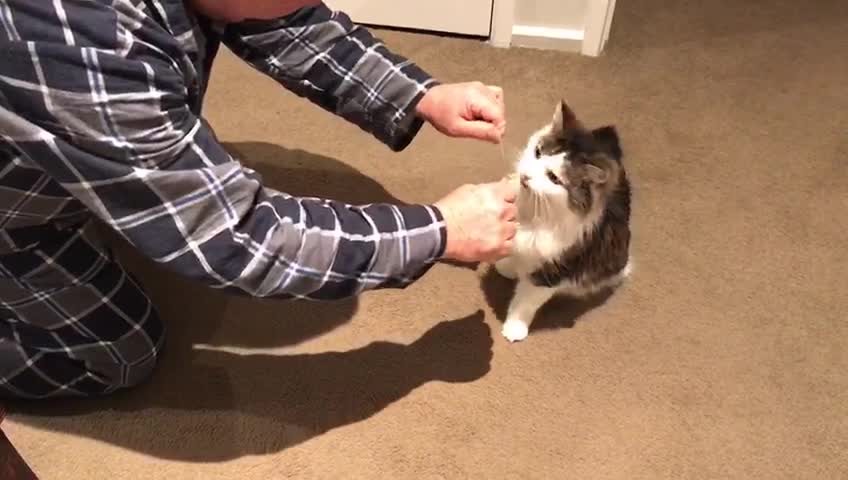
left=489, top=0, right=516, bottom=48
left=489, top=0, right=617, bottom=56
left=581, top=0, right=617, bottom=56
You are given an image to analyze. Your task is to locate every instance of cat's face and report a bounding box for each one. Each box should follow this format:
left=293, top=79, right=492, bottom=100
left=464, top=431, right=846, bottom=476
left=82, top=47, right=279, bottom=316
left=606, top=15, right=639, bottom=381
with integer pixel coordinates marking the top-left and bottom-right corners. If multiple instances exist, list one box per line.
left=516, top=100, right=624, bottom=217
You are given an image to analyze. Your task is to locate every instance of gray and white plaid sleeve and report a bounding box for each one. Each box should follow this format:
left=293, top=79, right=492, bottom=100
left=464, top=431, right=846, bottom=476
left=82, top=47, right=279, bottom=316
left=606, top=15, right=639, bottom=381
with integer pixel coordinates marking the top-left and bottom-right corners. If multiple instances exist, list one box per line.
left=0, top=0, right=447, bottom=300
left=219, top=4, right=440, bottom=151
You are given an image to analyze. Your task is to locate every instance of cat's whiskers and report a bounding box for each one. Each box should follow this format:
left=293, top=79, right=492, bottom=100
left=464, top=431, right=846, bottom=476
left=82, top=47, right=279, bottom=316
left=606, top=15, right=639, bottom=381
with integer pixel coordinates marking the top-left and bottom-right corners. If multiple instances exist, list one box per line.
left=540, top=192, right=553, bottom=219
left=532, top=190, right=542, bottom=218
left=532, top=192, right=541, bottom=218
left=532, top=188, right=553, bottom=221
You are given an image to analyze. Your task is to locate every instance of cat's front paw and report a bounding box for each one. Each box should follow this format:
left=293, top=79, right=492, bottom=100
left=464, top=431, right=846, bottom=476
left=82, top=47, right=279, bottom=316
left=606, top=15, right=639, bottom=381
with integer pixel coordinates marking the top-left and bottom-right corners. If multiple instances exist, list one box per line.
left=501, top=318, right=529, bottom=342
left=495, top=258, right=518, bottom=279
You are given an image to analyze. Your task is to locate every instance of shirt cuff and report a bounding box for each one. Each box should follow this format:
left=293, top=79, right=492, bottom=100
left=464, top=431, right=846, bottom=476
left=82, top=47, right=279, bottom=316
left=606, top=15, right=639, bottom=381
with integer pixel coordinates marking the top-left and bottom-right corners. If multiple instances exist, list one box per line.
left=428, top=203, right=448, bottom=260
left=384, top=75, right=441, bottom=152
left=391, top=203, right=447, bottom=287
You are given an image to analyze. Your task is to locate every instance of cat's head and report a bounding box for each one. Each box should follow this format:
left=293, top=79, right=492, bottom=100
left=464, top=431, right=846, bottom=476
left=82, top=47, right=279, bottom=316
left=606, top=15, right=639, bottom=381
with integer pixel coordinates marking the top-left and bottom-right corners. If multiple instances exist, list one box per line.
left=517, top=100, right=625, bottom=217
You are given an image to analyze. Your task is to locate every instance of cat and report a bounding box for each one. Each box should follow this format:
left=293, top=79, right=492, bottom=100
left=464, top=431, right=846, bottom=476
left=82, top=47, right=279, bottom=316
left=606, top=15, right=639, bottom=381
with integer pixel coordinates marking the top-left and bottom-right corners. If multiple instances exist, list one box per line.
left=495, top=99, right=632, bottom=342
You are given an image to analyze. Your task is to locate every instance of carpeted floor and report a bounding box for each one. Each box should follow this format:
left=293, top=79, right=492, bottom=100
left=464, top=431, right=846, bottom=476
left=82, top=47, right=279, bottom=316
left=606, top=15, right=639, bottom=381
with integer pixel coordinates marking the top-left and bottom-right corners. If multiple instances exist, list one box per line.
left=5, top=0, right=848, bottom=478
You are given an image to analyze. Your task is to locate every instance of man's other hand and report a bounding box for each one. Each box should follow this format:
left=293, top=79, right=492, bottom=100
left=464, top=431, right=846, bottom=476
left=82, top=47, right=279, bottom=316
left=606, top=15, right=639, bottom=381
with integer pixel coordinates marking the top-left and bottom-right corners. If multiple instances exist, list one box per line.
left=416, top=82, right=507, bottom=144
left=435, top=179, right=518, bottom=263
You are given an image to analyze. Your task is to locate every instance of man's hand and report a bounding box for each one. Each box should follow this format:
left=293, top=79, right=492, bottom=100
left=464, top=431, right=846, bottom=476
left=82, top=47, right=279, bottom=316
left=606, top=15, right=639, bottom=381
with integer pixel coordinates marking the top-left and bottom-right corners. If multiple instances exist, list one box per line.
left=435, top=179, right=518, bottom=263
left=416, top=82, right=506, bottom=144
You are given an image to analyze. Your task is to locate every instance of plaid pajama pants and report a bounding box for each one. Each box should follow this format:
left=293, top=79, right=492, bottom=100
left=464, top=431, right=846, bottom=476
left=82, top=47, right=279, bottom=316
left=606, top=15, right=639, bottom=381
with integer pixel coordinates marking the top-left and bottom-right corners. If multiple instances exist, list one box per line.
left=0, top=221, right=165, bottom=399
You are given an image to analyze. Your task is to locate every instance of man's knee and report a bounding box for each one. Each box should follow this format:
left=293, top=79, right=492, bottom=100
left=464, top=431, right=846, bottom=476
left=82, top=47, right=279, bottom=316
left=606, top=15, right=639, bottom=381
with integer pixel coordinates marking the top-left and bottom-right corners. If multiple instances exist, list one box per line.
left=89, top=311, right=166, bottom=394
left=0, top=220, right=167, bottom=398
left=0, top=311, right=165, bottom=399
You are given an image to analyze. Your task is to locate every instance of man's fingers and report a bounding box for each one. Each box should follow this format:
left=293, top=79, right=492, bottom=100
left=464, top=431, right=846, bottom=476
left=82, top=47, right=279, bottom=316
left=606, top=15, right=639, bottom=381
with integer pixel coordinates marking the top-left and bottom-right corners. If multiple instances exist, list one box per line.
left=503, top=221, right=517, bottom=240
left=453, top=120, right=503, bottom=144
left=468, top=89, right=505, bottom=143
left=496, top=121, right=506, bottom=140
left=502, top=203, right=517, bottom=221
left=470, top=92, right=505, bottom=125
left=496, top=177, right=519, bottom=203
left=484, top=86, right=505, bottom=124
left=487, top=85, right=504, bottom=102
left=469, top=98, right=506, bottom=127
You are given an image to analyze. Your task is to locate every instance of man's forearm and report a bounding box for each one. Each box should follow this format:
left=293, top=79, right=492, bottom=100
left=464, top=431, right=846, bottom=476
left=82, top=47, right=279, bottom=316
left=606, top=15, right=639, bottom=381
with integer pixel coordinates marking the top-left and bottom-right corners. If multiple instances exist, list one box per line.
left=218, top=4, right=438, bottom=151
left=5, top=106, right=448, bottom=299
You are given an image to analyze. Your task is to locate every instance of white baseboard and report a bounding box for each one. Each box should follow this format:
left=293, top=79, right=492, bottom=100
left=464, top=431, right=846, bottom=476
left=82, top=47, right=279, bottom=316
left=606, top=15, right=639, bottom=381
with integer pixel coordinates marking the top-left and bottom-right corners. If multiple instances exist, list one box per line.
left=509, top=25, right=583, bottom=53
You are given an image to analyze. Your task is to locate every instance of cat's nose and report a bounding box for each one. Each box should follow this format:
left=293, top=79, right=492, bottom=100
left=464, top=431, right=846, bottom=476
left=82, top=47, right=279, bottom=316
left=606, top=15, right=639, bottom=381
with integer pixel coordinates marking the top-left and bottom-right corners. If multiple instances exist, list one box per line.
left=519, top=174, right=530, bottom=188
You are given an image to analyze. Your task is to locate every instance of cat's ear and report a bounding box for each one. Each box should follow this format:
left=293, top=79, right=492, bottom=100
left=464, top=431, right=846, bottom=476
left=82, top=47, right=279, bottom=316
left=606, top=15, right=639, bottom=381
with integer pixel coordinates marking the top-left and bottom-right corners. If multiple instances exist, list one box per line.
left=553, top=99, right=580, bottom=133
left=592, top=125, right=622, bottom=161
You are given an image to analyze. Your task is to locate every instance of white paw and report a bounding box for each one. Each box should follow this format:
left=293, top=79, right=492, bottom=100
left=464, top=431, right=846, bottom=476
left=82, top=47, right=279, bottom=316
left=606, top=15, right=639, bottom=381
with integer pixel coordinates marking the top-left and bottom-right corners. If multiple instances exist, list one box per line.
left=495, top=258, right=518, bottom=279
left=501, top=319, right=529, bottom=342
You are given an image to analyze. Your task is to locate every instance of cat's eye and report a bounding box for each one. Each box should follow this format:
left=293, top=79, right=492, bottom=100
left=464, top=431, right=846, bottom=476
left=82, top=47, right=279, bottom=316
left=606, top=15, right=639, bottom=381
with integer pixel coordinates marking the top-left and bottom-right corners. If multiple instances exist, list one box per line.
left=534, top=145, right=542, bottom=158
left=546, top=170, right=562, bottom=185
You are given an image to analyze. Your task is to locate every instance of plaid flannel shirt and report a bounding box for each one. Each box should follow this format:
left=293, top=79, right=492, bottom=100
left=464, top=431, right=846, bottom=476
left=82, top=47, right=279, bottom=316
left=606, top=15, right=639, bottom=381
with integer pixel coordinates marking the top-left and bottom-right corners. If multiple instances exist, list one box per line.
left=0, top=0, right=447, bottom=300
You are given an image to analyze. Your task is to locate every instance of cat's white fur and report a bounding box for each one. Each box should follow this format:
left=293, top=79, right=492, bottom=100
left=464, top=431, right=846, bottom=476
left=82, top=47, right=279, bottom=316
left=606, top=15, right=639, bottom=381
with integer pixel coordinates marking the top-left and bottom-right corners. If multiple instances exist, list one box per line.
left=495, top=127, right=631, bottom=342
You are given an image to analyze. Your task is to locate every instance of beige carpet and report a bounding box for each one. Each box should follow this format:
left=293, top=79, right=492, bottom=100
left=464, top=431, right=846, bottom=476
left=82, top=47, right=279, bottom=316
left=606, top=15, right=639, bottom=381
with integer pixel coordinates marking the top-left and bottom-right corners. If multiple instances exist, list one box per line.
left=5, top=0, right=848, bottom=478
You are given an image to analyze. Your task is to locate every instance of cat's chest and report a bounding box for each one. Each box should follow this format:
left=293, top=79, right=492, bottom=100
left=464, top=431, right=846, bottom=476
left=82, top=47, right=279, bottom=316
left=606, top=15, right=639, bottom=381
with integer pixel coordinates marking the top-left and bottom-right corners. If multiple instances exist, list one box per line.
left=514, top=226, right=567, bottom=263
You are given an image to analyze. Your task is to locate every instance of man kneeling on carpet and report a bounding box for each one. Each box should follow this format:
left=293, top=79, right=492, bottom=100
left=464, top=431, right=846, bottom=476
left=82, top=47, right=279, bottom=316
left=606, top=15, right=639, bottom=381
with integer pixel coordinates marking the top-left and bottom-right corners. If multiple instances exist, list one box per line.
left=0, top=1, right=517, bottom=399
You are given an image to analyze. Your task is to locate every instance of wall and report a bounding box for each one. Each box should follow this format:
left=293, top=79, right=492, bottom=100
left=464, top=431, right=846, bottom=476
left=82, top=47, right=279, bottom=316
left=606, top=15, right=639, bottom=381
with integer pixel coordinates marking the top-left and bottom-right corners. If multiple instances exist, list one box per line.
left=513, top=0, right=587, bottom=31
left=325, top=0, right=493, bottom=36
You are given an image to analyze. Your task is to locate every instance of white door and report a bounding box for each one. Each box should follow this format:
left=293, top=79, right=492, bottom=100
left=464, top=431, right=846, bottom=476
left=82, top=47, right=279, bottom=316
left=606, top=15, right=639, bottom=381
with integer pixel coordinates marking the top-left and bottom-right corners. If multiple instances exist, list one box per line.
left=324, top=0, right=494, bottom=37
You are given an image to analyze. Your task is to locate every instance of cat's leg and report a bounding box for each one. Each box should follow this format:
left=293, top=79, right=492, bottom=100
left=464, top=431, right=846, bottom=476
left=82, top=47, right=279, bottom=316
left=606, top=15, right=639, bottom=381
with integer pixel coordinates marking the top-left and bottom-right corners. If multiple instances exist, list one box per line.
left=494, top=257, right=518, bottom=279
left=502, top=279, right=556, bottom=342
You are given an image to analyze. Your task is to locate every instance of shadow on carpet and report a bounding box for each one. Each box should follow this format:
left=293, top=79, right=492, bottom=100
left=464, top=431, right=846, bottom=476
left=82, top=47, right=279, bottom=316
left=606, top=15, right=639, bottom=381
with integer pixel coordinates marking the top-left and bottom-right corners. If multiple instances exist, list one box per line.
left=5, top=143, right=494, bottom=462
left=480, top=265, right=615, bottom=332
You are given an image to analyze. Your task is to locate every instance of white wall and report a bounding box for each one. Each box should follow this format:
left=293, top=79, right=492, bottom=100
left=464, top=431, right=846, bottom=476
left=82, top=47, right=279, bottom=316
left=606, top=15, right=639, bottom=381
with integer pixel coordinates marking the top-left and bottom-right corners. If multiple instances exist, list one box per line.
left=325, top=0, right=493, bottom=36
left=513, top=0, right=587, bottom=31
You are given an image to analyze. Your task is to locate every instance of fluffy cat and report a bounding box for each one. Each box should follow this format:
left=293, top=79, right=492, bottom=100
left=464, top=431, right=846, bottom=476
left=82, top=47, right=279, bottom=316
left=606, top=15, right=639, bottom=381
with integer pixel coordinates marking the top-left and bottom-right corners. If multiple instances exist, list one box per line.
left=495, top=100, right=632, bottom=342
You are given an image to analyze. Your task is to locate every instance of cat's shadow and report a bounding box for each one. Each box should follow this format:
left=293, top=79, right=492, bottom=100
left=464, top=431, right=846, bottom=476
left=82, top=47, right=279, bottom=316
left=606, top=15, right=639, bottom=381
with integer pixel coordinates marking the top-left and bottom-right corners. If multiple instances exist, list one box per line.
left=480, top=265, right=614, bottom=331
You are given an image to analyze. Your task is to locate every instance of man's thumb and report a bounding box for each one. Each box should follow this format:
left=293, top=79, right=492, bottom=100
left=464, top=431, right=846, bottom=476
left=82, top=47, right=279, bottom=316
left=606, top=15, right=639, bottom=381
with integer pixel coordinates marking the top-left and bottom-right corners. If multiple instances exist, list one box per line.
left=496, top=177, right=519, bottom=202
